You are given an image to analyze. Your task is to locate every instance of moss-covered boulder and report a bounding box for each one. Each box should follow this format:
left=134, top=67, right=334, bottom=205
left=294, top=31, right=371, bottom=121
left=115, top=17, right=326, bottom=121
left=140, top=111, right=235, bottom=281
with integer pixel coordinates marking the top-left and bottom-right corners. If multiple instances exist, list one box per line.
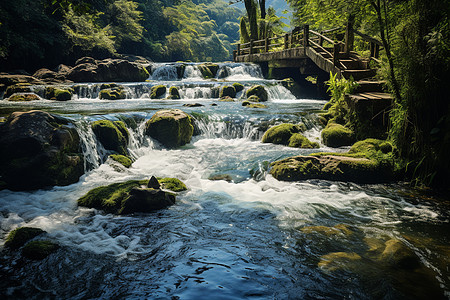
left=0, top=110, right=84, bottom=190
left=219, top=96, right=235, bottom=102
left=321, top=123, right=355, bottom=147
left=91, top=120, right=129, bottom=156
left=77, top=177, right=186, bottom=214
left=109, top=154, right=132, bottom=168
left=7, top=93, right=40, bottom=102
left=151, top=85, right=166, bottom=99
left=232, top=82, right=244, bottom=93
left=4, top=227, right=45, bottom=249
left=4, top=83, right=32, bottom=98
left=220, top=85, right=236, bottom=99
left=22, top=240, right=59, bottom=260
left=44, top=86, right=74, bottom=101
left=167, top=86, right=181, bottom=99
left=198, top=63, right=219, bottom=79
left=247, top=95, right=260, bottom=102
left=349, top=138, right=393, bottom=154
left=288, top=133, right=319, bottom=148
left=261, top=123, right=304, bottom=145
left=242, top=101, right=267, bottom=108
left=99, top=84, right=126, bottom=100
left=144, top=109, right=194, bottom=148
left=246, top=85, right=268, bottom=102
left=175, top=64, right=186, bottom=79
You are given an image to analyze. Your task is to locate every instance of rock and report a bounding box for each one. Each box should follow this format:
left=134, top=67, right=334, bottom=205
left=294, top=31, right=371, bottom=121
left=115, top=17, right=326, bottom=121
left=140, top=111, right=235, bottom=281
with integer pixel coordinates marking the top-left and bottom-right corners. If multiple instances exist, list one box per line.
left=301, top=224, right=352, bottom=237
left=78, top=178, right=186, bottom=214
left=270, top=154, right=393, bottom=183
left=0, top=110, right=84, bottom=190
left=67, top=58, right=149, bottom=82
left=210, top=87, right=220, bottom=98
left=33, top=68, right=57, bottom=80
left=219, top=85, right=236, bottom=99
left=198, top=63, right=219, bottom=79
left=99, top=84, right=126, bottom=100
left=216, top=66, right=229, bottom=79
left=75, top=56, right=96, bottom=65
left=209, top=174, right=233, bottom=182
left=175, top=64, right=186, bottom=79
left=211, top=103, right=218, bottom=106
left=4, top=83, right=32, bottom=98
left=150, top=85, right=166, bottom=99
left=318, top=252, right=362, bottom=272
left=349, top=138, right=393, bottom=154
left=91, top=120, right=129, bottom=156
left=22, top=240, right=59, bottom=260
left=144, top=109, right=194, bottom=148
left=232, top=82, right=244, bottom=93
left=147, top=176, right=160, bottom=189
left=242, top=101, right=267, bottom=108
left=167, top=86, right=180, bottom=99
left=0, top=75, right=43, bottom=95
left=219, top=96, right=234, bottom=102
left=7, top=93, right=40, bottom=102
left=109, top=154, right=132, bottom=168
left=44, top=86, right=74, bottom=101
left=4, top=227, right=45, bottom=249
left=183, top=103, right=204, bottom=107
left=247, top=95, right=260, bottom=102
left=321, top=123, right=355, bottom=147
left=246, top=85, right=268, bottom=102
left=261, top=123, right=304, bottom=145
left=380, top=239, right=420, bottom=270
left=281, top=78, right=303, bottom=98
left=288, top=133, right=319, bottom=148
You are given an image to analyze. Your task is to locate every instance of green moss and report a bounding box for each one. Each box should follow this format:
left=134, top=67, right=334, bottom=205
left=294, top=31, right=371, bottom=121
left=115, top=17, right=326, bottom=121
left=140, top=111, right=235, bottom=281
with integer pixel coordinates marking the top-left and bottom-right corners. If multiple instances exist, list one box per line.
left=99, top=87, right=126, bottom=100
left=321, top=123, right=355, bottom=147
left=246, top=85, right=268, bottom=102
left=157, top=177, right=187, bottom=192
left=4, top=83, right=31, bottom=98
left=45, top=87, right=74, bottom=101
left=288, top=133, right=320, bottom=148
left=22, top=240, right=59, bottom=260
left=7, top=93, right=40, bottom=102
left=242, top=101, right=267, bottom=108
left=91, top=120, right=128, bottom=155
left=4, top=227, right=45, bottom=249
left=151, top=85, right=166, bottom=99
left=167, top=86, right=181, bottom=99
left=232, top=82, right=244, bottom=93
left=109, top=154, right=132, bottom=168
left=220, top=85, right=236, bottom=98
left=262, top=123, right=304, bottom=145
left=139, top=66, right=150, bottom=81
left=113, top=121, right=129, bottom=144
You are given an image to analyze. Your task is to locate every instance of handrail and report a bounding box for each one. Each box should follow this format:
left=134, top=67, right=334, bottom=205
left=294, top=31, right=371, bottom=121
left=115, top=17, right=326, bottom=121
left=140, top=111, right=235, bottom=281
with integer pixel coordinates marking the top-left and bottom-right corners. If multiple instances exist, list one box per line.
left=352, top=29, right=383, bottom=46
left=310, top=30, right=335, bottom=45
left=321, top=27, right=344, bottom=34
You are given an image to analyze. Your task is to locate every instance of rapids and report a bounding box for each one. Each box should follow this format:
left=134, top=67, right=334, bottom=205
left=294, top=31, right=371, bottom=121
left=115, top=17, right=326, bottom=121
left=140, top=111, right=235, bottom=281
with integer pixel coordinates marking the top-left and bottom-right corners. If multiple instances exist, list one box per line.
left=0, top=63, right=449, bottom=299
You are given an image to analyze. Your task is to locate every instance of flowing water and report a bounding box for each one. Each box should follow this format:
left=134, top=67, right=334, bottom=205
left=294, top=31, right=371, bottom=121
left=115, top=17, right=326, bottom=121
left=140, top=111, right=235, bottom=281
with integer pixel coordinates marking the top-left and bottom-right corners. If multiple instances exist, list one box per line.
left=0, top=63, right=449, bottom=299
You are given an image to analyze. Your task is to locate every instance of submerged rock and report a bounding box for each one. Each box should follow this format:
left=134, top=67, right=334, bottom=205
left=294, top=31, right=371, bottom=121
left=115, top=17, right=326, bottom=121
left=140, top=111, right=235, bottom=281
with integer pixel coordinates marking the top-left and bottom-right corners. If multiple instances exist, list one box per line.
left=301, top=224, right=352, bottom=237
left=144, top=109, right=194, bottom=148
left=318, top=252, right=362, bottom=272
left=242, top=101, right=267, bottom=108
left=4, top=227, right=45, bottom=249
left=246, top=85, right=268, bottom=102
left=22, top=240, right=59, bottom=260
left=92, top=120, right=129, bottom=156
left=0, top=110, right=84, bottom=190
left=77, top=177, right=186, bottom=214
left=321, top=123, right=355, bottom=147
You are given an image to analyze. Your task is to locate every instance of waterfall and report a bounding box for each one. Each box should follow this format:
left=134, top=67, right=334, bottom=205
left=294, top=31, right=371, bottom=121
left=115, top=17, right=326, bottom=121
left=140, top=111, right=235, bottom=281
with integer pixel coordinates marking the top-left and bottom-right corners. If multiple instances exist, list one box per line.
left=193, top=114, right=263, bottom=140
left=74, top=119, right=102, bottom=171
left=151, top=64, right=178, bottom=81
left=183, top=65, right=203, bottom=80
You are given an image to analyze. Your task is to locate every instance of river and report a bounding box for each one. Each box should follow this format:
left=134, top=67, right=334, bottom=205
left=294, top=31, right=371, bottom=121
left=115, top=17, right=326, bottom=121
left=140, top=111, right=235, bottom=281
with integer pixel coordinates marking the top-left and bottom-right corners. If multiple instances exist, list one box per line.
left=0, top=62, right=449, bottom=299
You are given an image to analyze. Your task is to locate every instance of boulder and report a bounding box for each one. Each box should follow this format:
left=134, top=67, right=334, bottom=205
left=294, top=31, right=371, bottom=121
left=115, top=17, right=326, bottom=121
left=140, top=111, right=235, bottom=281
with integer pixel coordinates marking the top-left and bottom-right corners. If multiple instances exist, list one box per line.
left=175, top=64, right=186, bottom=79
left=91, top=120, right=129, bottom=155
left=261, top=123, right=304, bottom=145
left=4, top=83, right=32, bottom=98
left=150, top=85, right=166, bottom=99
left=167, top=86, right=180, bottom=99
left=198, top=63, right=219, bottom=79
left=33, top=68, right=57, bottom=80
left=75, top=56, right=96, bottom=65
left=288, top=133, right=319, bottom=148
left=7, top=93, right=40, bottom=102
left=321, top=123, right=355, bottom=147
left=183, top=103, right=204, bottom=107
left=22, top=240, right=59, bottom=260
left=0, top=75, right=43, bottom=96
left=232, top=82, right=244, bottom=93
left=44, top=86, right=74, bottom=101
left=0, top=110, right=84, bottom=190
left=246, top=85, right=268, bottom=102
left=109, top=154, right=132, bottom=168
left=77, top=177, right=186, bottom=214
left=99, top=84, right=126, bottom=100
left=144, top=109, right=194, bottom=148
left=4, top=227, right=45, bottom=249
left=242, top=101, right=267, bottom=108
left=219, top=96, right=234, bottom=102
left=219, top=85, right=236, bottom=98
left=216, top=66, right=230, bottom=79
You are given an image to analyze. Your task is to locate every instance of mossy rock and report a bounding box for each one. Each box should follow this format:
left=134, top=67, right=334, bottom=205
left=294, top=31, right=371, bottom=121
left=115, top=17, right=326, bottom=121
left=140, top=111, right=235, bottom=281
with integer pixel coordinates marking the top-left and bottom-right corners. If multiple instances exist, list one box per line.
left=379, top=239, right=420, bottom=270
left=242, top=101, right=267, bottom=108
left=232, top=82, right=244, bottom=93
left=91, top=120, right=129, bottom=155
left=167, top=86, right=181, bottom=99
left=261, top=123, right=304, bottom=145
left=4, top=83, right=32, bottom=98
left=220, top=85, right=236, bottom=99
left=246, top=85, right=268, bottom=102
left=150, top=85, right=166, bottom=99
left=99, top=85, right=126, bottom=100
left=349, top=138, right=393, bottom=155
left=288, top=133, right=319, bottom=148
left=7, top=93, right=40, bottom=102
left=100, top=83, right=122, bottom=90
left=208, top=174, right=233, bottom=182
left=77, top=177, right=186, bottom=214
left=301, top=224, right=352, bottom=237
left=321, top=123, right=355, bottom=147
left=44, top=86, right=74, bottom=101
left=144, top=109, right=194, bottom=148
left=22, top=240, right=59, bottom=260
left=318, top=252, right=362, bottom=272
left=198, top=63, right=219, bottom=79
left=247, top=95, right=260, bottom=102
left=4, top=227, right=45, bottom=249
left=175, top=64, right=186, bottom=79
left=219, top=96, right=234, bottom=102
left=109, top=154, right=132, bottom=168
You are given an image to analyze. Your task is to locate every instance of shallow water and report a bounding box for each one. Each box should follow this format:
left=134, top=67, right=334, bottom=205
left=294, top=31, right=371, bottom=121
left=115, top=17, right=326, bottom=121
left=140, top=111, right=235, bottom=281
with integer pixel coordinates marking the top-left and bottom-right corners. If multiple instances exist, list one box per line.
left=0, top=63, right=449, bottom=299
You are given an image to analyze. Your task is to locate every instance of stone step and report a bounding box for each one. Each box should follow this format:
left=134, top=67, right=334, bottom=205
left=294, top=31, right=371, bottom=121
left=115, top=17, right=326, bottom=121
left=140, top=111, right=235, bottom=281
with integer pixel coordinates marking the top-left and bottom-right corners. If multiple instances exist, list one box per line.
left=340, top=59, right=360, bottom=70
left=342, top=69, right=377, bottom=81
left=355, top=80, right=387, bottom=93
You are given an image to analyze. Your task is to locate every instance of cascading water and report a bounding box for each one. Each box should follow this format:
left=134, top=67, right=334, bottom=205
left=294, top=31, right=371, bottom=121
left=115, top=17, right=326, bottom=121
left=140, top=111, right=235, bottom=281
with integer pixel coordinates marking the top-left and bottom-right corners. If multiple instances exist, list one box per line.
left=1, top=62, right=449, bottom=299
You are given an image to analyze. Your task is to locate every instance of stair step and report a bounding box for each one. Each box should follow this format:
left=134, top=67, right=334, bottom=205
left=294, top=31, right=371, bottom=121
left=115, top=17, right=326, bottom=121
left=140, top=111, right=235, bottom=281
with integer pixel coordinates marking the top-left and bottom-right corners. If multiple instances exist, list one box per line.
left=346, top=92, right=393, bottom=102
left=340, top=59, right=360, bottom=69
left=356, top=80, right=386, bottom=93
left=342, top=69, right=376, bottom=81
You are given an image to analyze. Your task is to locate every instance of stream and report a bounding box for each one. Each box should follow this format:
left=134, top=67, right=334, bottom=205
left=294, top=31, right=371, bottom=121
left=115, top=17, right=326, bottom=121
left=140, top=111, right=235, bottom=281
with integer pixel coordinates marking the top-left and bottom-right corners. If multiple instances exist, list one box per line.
left=0, top=62, right=449, bottom=299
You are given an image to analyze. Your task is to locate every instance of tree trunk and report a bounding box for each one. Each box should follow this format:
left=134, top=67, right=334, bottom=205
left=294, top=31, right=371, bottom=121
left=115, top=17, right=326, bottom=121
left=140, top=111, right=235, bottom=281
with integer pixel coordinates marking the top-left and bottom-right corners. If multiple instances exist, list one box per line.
left=244, top=0, right=258, bottom=41
left=259, top=0, right=266, bottom=20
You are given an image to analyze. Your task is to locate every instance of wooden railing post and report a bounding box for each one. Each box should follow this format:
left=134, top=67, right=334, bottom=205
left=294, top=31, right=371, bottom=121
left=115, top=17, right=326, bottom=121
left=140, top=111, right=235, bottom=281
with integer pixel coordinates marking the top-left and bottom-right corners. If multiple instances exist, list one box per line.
left=233, top=50, right=237, bottom=61
left=370, top=42, right=375, bottom=58
left=284, top=34, right=289, bottom=49
left=303, top=24, right=309, bottom=47
left=250, top=40, right=254, bottom=54
left=374, top=44, right=380, bottom=58
left=319, top=31, right=324, bottom=47
left=237, top=44, right=241, bottom=56
left=333, top=43, right=340, bottom=67
left=265, top=37, right=269, bottom=53
left=345, top=16, right=355, bottom=54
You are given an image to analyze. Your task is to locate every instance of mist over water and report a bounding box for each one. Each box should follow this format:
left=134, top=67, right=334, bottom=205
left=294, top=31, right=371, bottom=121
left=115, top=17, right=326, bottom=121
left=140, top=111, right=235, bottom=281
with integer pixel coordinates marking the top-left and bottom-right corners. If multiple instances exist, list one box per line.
left=1, top=63, right=449, bottom=299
